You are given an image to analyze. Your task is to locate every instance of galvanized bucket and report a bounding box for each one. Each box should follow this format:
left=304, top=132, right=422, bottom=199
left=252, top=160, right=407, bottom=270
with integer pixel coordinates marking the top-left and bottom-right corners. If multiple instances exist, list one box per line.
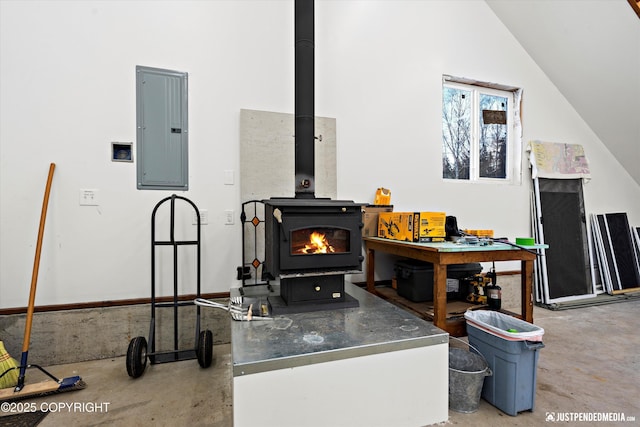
left=449, top=338, right=492, bottom=413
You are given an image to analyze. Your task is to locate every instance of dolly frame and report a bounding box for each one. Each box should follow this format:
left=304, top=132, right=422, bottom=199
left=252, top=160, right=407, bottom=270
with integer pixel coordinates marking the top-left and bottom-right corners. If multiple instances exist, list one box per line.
left=126, top=194, right=212, bottom=378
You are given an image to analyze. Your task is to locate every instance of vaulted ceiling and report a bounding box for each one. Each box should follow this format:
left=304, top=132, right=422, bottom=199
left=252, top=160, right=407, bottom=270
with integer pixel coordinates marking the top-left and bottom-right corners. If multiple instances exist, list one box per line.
left=486, top=0, right=640, bottom=186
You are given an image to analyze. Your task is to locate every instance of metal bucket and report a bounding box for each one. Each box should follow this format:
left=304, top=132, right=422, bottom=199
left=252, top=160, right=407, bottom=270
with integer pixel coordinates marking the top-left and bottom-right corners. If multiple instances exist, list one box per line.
left=449, top=340, right=492, bottom=413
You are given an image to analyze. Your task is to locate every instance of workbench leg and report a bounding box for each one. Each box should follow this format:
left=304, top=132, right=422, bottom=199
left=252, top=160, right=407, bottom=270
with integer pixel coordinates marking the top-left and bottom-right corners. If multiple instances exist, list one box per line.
left=366, top=247, right=376, bottom=293
left=433, top=264, right=447, bottom=332
left=521, top=260, right=534, bottom=323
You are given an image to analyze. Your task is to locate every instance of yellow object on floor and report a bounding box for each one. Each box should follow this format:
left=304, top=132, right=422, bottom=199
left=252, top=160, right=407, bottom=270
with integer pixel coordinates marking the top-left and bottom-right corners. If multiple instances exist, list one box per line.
left=0, top=341, right=19, bottom=389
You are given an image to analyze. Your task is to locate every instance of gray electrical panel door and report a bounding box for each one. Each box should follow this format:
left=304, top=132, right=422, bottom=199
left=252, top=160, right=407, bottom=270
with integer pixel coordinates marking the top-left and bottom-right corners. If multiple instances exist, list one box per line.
left=136, top=66, right=188, bottom=190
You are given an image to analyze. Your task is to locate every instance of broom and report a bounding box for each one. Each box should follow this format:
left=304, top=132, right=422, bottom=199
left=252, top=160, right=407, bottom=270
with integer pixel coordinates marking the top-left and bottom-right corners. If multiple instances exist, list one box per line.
left=0, top=341, right=19, bottom=389
left=0, top=163, right=86, bottom=402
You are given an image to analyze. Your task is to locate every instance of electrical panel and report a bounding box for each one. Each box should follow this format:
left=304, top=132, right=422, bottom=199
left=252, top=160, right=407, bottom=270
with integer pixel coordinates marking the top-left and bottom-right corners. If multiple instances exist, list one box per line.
left=136, top=66, right=189, bottom=190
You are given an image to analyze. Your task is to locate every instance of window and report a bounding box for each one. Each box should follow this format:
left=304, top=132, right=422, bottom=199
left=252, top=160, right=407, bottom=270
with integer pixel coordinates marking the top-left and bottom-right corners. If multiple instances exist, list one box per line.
left=442, top=76, right=522, bottom=183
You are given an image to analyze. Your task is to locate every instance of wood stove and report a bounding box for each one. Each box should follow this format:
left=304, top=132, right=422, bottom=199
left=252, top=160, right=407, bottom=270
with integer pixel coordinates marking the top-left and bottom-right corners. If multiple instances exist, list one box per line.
left=264, top=198, right=364, bottom=309
left=264, top=199, right=363, bottom=275
left=250, top=0, right=363, bottom=312
left=255, top=0, right=363, bottom=311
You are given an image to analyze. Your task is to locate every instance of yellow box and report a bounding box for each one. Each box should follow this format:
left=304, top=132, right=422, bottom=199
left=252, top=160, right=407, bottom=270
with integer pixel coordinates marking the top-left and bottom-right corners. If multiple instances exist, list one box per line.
left=415, top=212, right=447, bottom=242
left=463, top=229, right=494, bottom=238
left=378, top=212, right=413, bottom=241
left=378, top=212, right=446, bottom=242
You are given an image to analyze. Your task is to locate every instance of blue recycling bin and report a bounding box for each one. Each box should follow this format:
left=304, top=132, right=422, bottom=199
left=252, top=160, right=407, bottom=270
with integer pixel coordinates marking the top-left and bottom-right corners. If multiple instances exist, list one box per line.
left=465, top=310, right=545, bottom=416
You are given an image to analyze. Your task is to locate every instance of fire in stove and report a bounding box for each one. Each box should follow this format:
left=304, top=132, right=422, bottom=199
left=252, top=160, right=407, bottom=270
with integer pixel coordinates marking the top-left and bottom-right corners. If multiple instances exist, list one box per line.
left=300, top=231, right=335, bottom=254
left=293, top=228, right=350, bottom=255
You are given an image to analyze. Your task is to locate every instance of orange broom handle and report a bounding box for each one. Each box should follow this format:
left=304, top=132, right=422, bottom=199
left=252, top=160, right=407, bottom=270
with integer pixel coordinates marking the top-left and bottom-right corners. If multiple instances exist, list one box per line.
left=21, top=163, right=55, bottom=353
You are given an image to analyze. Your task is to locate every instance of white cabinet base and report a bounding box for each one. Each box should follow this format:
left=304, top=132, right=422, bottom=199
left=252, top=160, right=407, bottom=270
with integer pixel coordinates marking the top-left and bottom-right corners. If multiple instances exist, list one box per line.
left=233, top=343, right=448, bottom=427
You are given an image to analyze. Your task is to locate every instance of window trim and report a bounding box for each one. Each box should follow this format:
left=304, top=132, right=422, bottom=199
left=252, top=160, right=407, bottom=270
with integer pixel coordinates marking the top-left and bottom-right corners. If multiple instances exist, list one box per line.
left=442, top=75, right=522, bottom=185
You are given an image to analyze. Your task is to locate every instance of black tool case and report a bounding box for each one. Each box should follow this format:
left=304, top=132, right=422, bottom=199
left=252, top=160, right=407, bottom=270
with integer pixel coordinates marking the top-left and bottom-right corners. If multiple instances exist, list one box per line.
left=394, top=259, right=482, bottom=302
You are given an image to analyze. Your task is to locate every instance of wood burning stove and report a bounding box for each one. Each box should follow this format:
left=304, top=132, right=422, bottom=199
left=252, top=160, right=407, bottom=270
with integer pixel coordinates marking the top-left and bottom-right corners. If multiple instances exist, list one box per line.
left=264, top=199, right=363, bottom=275
left=240, top=0, right=363, bottom=312
left=263, top=198, right=364, bottom=309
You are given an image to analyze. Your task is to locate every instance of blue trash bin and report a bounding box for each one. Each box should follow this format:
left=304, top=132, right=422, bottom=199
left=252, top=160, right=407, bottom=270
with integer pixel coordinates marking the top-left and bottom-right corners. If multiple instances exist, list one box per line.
left=465, top=310, right=545, bottom=416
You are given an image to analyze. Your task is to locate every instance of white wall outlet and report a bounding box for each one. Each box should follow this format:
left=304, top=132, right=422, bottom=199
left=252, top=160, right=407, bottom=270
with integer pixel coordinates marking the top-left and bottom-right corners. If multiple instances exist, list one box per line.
left=79, top=189, right=99, bottom=206
left=225, top=209, right=235, bottom=225
left=193, top=209, right=208, bottom=225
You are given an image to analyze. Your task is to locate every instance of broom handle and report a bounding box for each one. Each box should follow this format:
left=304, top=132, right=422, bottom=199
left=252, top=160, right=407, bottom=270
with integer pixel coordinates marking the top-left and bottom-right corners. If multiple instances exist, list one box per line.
left=20, top=163, right=55, bottom=361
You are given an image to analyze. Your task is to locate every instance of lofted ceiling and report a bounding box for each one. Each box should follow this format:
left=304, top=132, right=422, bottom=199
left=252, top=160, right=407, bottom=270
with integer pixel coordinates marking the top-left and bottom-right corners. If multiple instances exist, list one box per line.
left=486, top=0, right=640, bottom=186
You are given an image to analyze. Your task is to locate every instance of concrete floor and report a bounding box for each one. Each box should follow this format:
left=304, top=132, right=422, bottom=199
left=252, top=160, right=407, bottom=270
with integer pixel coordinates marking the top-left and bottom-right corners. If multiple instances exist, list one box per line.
left=2, top=298, right=638, bottom=427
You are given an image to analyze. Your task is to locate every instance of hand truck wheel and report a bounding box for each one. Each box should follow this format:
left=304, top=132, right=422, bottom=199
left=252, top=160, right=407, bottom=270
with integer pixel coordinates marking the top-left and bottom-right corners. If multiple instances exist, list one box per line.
left=197, top=330, right=213, bottom=368
left=126, top=336, right=148, bottom=378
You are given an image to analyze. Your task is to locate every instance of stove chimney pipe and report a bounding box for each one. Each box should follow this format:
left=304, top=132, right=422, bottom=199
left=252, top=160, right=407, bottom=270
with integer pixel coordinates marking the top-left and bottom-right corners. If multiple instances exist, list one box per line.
left=294, top=0, right=315, bottom=198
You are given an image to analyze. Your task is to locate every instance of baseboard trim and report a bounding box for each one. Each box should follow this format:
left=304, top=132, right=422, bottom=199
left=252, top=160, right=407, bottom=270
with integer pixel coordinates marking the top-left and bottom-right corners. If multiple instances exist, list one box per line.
left=0, top=292, right=230, bottom=315
left=1, top=271, right=520, bottom=315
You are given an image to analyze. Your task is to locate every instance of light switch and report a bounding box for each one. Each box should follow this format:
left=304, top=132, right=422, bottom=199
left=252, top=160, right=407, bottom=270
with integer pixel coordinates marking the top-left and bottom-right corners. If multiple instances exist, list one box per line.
left=225, top=209, right=235, bottom=225
left=224, top=170, right=234, bottom=185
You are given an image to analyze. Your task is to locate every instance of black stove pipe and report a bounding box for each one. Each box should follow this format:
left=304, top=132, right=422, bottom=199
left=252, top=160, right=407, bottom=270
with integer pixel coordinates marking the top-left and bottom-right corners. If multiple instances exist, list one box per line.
left=294, top=0, right=315, bottom=198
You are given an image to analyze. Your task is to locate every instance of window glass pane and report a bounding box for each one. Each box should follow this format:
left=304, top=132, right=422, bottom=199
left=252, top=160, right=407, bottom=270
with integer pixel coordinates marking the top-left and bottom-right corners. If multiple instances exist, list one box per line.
left=442, top=87, right=471, bottom=179
left=479, top=94, right=507, bottom=179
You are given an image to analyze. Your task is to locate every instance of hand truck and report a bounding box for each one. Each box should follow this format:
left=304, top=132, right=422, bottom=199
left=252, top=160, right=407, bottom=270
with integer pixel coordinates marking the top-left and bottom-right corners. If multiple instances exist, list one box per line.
left=127, top=194, right=213, bottom=378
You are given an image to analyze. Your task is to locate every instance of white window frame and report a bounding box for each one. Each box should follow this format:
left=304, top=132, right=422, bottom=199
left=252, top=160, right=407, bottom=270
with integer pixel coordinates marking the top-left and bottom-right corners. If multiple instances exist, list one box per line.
left=442, top=75, right=522, bottom=185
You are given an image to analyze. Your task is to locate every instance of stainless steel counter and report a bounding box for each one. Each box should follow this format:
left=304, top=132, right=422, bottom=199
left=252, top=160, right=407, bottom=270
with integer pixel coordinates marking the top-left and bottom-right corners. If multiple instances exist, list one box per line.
left=231, top=282, right=448, bottom=376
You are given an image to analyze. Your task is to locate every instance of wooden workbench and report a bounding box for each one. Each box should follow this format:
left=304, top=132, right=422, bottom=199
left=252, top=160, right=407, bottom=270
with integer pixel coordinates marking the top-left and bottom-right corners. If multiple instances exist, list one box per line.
left=364, top=237, right=545, bottom=336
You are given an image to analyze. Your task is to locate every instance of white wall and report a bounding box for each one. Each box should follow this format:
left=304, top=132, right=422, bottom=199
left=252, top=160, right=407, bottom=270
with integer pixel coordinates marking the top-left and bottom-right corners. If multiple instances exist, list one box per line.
left=2, top=0, right=638, bottom=308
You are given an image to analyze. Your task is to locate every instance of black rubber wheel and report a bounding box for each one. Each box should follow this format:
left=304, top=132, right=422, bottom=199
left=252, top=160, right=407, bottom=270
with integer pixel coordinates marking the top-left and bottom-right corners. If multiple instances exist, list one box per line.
left=126, top=336, right=148, bottom=378
left=197, top=330, right=213, bottom=368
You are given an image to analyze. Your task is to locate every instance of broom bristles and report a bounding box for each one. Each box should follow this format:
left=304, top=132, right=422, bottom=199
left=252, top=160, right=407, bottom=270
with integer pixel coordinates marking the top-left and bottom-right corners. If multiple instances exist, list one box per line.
left=0, top=341, right=19, bottom=389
